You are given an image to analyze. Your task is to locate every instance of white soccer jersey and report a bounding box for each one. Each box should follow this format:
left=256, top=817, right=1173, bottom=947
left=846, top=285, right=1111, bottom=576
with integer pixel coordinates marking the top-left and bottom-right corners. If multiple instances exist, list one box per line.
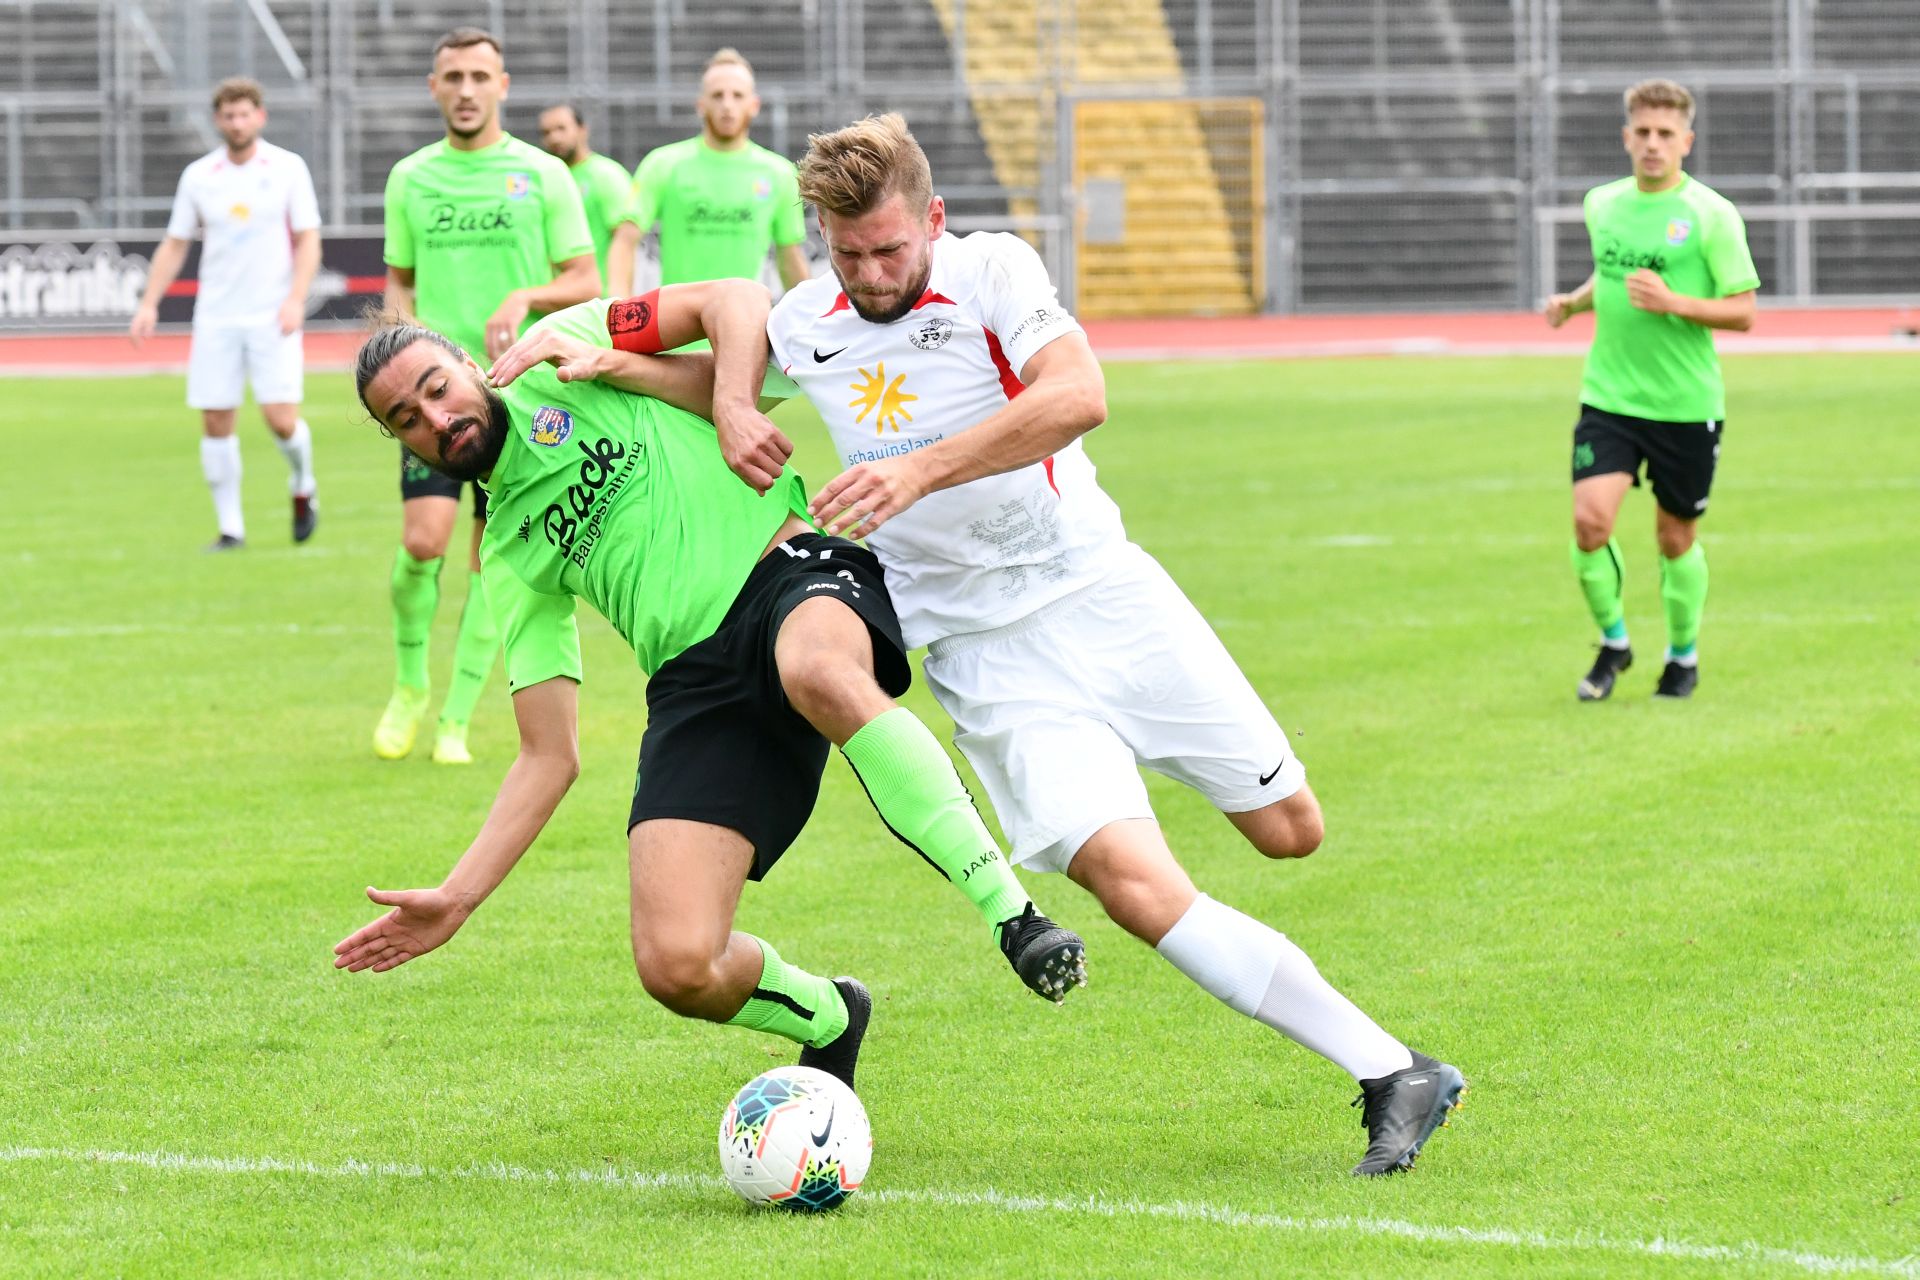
left=165, top=140, right=321, bottom=328
left=769, top=232, right=1127, bottom=648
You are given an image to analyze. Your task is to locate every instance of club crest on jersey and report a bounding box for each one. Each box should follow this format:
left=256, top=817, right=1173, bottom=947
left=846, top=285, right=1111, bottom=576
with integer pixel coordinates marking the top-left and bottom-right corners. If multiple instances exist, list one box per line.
left=752, top=177, right=772, bottom=200
left=530, top=405, right=573, bottom=446
left=908, top=317, right=953, bottom=351
left=505, top=173, right=532, bottom=200
left=1666, top=218, right=1692, bottom=246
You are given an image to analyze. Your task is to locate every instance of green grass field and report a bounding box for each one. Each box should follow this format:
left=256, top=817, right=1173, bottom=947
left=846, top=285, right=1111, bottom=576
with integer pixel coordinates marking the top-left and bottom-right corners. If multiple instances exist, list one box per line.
left=2, top=353, right=1917, bottom=1278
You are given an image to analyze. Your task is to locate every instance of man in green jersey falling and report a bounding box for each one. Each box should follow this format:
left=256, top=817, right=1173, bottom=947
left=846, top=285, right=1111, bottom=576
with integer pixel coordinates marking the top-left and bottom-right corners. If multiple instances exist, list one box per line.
left=334, top=281, right=1088, bottom=1088
left=604, top=48, right=810, bottom=297
left=1547, top=78, right=1758, bottom=701
left=376, top=27, right=600, bottom=765
left=538, top=102, right=633, bottom=287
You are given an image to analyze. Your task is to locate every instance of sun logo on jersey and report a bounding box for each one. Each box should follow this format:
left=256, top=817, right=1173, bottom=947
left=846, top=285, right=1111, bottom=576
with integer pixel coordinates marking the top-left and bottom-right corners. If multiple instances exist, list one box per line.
left=849, top=363, right=916, bottom=433
left=228, top=202, right=252, bottom=221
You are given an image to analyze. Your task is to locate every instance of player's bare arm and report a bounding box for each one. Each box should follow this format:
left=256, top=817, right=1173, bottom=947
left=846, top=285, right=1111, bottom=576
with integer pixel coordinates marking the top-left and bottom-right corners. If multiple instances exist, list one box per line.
left=129, top=236, right=192, bottom=346
left=487, top=325, right=722, bottom=418
left=383, top=266, right=418, bottom=321
left=777, top=242, right=811, bottom=291
left=1545, top=273, right=1596, bottom=328
left=1625, top=272, right=1756, bottom=331
left=334, top=675, right=580, bottom=972
left=483, top=252, right=603, bottom=359
left=811, top=331, right=1107, bottom=538
left=279, top=227, right=322, bottom=335
left=605, top=220, right=641, bottom=297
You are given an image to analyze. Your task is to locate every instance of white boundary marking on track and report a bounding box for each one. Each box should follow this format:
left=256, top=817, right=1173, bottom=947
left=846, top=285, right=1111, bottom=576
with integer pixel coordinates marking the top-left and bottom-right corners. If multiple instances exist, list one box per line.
left=2, top=1146, right=1915, bottom=1277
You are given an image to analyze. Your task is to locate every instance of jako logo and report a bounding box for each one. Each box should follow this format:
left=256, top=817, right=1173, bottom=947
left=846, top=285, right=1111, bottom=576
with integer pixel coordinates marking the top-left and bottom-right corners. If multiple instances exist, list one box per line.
left=530, top=405, right=573, bottom=446
left=959, top=850, right=1001, bottom=880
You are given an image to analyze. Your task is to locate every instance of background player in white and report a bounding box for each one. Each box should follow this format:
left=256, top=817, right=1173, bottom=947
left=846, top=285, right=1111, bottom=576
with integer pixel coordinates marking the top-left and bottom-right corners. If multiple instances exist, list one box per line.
left=762, top=115, right=1463, bottom=1176
left=129, top=76, right=321, bottom=550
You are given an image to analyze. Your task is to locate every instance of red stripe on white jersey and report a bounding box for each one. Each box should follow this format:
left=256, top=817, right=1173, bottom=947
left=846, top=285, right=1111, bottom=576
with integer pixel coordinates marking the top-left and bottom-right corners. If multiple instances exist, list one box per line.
left=982, top=325, right=1057, bottom=495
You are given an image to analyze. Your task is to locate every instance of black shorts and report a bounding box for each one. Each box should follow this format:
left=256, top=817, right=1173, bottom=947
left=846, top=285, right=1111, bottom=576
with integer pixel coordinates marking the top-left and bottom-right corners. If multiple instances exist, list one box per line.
left=628, top=533, right=910, bottom=880
left=400, top=443, right=489, bottom=519
left=1571, top=404, right=1724, bottom=520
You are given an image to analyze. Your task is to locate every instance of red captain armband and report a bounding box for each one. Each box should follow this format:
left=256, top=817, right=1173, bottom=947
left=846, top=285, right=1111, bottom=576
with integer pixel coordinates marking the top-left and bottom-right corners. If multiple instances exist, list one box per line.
left=607, top=290, right=665, bottom=354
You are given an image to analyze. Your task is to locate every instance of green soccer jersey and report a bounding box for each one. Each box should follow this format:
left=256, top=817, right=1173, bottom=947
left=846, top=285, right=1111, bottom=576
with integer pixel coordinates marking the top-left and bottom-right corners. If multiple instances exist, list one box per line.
left=1580, top=174, right=1760, bottom=422
left=570, top=151, right=636, bottom=285
left=476, top=299, right=808, bottom=690
left=384, top=134, right=595, bottom=360
left=625, top=137, right=806, bottom=285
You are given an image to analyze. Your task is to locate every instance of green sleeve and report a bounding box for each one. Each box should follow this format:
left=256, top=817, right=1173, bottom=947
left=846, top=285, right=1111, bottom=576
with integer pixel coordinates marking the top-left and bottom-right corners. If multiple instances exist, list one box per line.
left=541, top=160, right=595, bottom=265
left=1703, top=200, right=1760, bottom=297
left=627, top=149, right=667, bottom=234
left=383, top=163, right=414, bottom=269
left=482, top=551, right=583, bottom=693
left=771, top=160, right=806, bottom=247
left=594, top=162, right=631, bottom=231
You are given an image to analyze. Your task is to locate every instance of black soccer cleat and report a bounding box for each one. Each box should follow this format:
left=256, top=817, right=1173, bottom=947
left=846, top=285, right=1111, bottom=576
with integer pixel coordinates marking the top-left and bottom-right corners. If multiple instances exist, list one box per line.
left=1351, top=1050, right=1466, bottom=1177
left=205, top=533, right=245, bottom=553
left=293, top=494, right=318, bottom=543
left=1654, top=660, right=1698, bottom=699
left=798, top=977, right=871, bottom=1092
left=997, top=903, right=1087, bottom=1005
left=1577, top=644, right=1632, bottom=701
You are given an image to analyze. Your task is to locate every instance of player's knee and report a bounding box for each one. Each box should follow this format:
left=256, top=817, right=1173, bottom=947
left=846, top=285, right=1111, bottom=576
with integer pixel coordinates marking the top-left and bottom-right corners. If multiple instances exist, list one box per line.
left=1657, top=525, right=1695, bottom=558
left=1251, top=800, right=1323, bottom=859
left=632, top=941, right=722, bottom=1017
left=778, top=646, right=870, bottom=725
left=401, top=529, right=447, bottom=564
left=1573, top=512, right=1613, bottom=552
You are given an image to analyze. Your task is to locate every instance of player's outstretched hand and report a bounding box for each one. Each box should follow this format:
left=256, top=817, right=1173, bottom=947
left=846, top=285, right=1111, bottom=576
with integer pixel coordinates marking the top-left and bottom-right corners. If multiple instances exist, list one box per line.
left=809, top=456, right=930, bottom=539
left=333, top=885, right=467, bottom=973
left=712, top=402, right=794, bottom=495
left=487, top=329, right=606, bottom=389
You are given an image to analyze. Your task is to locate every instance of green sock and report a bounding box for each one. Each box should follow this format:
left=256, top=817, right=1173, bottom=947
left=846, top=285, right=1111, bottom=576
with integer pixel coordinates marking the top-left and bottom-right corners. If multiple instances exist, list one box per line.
left=390, top=547, right=442, bottom=690
left=1570, top=537, right=1628, bottom=641
left=841, top=707, right=1031, bottom=932
left=439, top=572, right=498, bottom=727
left=724, top=937, right=848, bottom=1048
left=1660, top=543, right=1709, bottom=656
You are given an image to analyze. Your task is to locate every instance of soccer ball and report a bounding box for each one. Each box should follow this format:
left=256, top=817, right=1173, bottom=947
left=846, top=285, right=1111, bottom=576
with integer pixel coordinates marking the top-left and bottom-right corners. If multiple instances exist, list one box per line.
left=717, top=1065, right=872, bottom=1211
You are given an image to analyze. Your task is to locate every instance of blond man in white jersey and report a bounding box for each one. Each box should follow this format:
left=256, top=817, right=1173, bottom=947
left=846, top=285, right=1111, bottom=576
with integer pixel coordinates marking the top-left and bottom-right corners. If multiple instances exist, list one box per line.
left=761, top=115, right=1463, bottom=1177
left=131, top=77, right=322, bottom=550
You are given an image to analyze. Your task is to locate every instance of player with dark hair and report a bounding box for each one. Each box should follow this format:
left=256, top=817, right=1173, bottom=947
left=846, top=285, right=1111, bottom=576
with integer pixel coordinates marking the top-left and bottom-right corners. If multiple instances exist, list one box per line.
left=333, top=280, right=1088, bottom=1090
left=1547, top=78, right=1759, bottom=701
left=537, top=102, right=634, bottom=287
left=375, top=27, right=601, bottom=765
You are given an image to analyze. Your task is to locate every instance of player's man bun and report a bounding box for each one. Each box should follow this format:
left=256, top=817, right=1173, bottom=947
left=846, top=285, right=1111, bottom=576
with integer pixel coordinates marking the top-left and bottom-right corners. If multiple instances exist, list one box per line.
left=798, top=113, right=933, bottom=218
left=1624, top=78, right=1694, bottom=125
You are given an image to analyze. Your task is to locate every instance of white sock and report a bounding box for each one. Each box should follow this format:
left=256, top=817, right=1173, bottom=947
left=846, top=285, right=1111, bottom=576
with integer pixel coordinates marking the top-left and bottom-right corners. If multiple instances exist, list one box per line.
left=1665, top=648, right=1699, bottom=667
left=276, top=418, right=316, bottom=498
left=200, top=435, right=244, bottom=538
left=1156, top=893, right=1413, bottom=1081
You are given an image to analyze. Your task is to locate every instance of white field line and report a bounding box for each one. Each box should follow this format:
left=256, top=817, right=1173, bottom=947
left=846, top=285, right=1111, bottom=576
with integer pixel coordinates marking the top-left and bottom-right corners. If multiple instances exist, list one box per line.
left=1, top=1145, right=1915, bottom=1277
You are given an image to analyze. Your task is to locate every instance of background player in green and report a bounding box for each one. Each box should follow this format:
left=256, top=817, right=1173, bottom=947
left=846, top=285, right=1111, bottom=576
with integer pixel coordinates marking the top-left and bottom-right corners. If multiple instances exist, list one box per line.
left=377, top=27, right=600, bottom=765
left=334, top=280, right=1089, bottom=1087
left=1546, top=78, right=1758, bottom=701
left=537, top=102, right=633, bottom=285
left=604, top=48, right=810, bottom=296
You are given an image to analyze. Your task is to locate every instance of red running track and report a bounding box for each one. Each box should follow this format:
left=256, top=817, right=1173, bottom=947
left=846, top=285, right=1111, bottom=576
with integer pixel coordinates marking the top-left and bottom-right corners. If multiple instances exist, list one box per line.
left=1, top=307, right=1915, bottom=375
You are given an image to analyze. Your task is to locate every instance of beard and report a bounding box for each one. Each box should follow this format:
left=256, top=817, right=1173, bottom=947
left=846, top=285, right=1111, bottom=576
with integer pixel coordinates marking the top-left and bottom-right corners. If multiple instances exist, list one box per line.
left=435, top=385, right=513, bottom=481
left=844, top=252, right=934, bottom=324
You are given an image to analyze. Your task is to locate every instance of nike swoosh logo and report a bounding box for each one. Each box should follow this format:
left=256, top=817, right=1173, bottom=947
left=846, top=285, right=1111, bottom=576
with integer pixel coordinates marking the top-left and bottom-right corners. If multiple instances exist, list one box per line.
left=810, top=1098, right=836, bottom=1147
left=812, top=346, right=847, bottom=363
left=1259, top=759, right=1285, bottom=786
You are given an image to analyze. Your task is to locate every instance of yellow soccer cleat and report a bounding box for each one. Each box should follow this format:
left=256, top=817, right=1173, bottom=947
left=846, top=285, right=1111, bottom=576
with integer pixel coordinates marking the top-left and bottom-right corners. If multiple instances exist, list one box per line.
left=373, top=685, right=430, bottom=760
left=430, top=721, right=473, bottom=766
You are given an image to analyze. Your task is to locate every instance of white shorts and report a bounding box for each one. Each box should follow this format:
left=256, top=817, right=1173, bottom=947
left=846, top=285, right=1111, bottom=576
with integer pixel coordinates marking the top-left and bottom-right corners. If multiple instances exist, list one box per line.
left=922, top=543, right=1306, bottom=874
left=186, top=321, right=303, bottom=410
